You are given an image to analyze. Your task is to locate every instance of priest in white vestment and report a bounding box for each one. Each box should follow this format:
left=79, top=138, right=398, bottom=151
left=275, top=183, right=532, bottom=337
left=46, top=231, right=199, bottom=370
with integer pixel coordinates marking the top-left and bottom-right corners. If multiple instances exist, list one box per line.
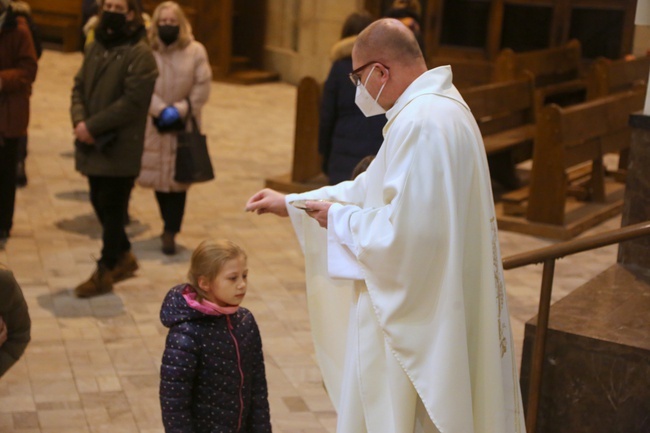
left=246, top=18, right=526, bottom=433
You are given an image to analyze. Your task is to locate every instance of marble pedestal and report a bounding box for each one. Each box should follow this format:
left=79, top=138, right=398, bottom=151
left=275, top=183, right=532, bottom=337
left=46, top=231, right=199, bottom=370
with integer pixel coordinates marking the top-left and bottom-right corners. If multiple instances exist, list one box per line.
left=520, top=265, right=650, bottom=433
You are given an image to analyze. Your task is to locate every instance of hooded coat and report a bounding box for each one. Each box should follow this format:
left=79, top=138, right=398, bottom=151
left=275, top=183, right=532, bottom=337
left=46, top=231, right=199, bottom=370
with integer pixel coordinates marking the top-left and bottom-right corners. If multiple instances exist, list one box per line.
left=159, top=284, right=272, bottom=433
left=318, top=36, right=386, bottom=184
left=70, top=25, right=158, bottom=177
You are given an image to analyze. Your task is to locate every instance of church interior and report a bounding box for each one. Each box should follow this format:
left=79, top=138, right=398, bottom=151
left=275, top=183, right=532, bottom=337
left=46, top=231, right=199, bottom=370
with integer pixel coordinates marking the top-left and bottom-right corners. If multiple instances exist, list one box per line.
left=1, top=0, right=649, bottom=432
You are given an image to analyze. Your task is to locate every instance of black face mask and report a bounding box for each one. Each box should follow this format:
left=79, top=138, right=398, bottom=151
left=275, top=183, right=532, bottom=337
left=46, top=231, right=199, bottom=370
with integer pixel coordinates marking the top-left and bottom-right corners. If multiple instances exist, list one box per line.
left=99, top=11, right=127, bottom=35
left=158, top=25, right=180, bottom=46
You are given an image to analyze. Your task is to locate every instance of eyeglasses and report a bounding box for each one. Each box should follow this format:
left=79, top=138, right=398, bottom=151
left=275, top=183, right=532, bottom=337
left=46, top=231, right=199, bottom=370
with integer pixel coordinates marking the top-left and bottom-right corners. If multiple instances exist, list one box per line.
left=349, top=61, right=389, bottom=86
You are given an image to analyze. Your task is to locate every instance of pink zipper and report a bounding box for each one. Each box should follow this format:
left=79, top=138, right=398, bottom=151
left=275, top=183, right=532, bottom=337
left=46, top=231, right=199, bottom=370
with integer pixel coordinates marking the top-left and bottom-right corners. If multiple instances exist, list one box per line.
left=227, top=315, right=245, bottom=432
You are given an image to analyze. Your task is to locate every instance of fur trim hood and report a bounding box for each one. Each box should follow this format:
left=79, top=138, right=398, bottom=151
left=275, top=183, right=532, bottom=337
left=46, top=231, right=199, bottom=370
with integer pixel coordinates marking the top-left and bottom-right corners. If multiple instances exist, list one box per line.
left=9, top=1, right=31, bottom=15
left=329, top=35, right=356, bottom=62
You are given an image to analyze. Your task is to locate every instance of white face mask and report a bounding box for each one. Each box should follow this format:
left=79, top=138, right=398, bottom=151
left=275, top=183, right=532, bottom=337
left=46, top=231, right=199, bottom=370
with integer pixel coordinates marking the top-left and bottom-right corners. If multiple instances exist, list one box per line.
left=355, top=66, right=386, bottom=117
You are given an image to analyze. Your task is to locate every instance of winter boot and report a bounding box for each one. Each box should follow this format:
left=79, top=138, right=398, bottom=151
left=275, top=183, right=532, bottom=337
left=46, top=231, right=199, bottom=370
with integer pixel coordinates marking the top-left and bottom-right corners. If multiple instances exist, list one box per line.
left=75, top=263, right=113, bottom=298
left=112, top=251, right=139, bottom=282
left=161, top=231, right=176, bottom=255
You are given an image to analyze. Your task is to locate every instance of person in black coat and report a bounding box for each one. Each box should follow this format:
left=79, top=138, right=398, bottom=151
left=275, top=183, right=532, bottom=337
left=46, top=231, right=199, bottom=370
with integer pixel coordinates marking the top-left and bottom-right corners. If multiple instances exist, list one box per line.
left=159, top=240, right=272, bottom=433
left=318, top=11, right=386, bottom=185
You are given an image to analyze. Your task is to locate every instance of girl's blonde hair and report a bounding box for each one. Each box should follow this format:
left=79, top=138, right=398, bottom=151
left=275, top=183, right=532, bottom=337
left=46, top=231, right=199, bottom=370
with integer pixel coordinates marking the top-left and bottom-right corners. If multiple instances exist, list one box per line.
left=188, top=239, right=247, bottom=300
left=149, top=1, right=192, bottom=50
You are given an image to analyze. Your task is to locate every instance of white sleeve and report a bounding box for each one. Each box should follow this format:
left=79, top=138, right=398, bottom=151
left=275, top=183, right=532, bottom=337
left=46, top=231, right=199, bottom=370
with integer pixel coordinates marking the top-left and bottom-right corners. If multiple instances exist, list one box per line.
left=327, top=204, right=364, bottom=280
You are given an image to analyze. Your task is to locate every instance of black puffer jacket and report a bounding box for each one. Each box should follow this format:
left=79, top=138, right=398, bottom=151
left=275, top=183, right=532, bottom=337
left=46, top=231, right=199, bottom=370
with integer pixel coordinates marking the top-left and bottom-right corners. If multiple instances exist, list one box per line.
left=159, top=285, right=272, bottom=433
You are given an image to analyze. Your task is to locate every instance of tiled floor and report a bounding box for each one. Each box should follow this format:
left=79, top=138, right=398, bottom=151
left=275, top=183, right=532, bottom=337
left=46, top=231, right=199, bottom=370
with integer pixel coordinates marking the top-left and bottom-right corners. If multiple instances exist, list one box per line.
left=0, top=50, right=623, bottom=432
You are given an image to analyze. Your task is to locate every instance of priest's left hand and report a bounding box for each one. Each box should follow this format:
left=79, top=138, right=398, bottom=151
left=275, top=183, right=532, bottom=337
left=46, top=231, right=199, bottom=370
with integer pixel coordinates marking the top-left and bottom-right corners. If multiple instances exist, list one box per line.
left=304, top=200, right=332, bottom=228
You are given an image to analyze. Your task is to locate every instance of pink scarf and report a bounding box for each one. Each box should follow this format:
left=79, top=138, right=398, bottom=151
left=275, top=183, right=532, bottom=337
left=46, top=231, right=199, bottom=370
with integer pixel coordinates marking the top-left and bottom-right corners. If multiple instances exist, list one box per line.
left=182, top=285, right=239, bottom=316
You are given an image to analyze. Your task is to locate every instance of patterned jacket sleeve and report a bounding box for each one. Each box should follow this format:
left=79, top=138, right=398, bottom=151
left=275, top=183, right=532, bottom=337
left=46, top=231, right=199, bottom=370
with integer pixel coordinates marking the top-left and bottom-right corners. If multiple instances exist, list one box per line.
left=247, top=316, right=272, bottom=432
left=159, top=324, right=199, bottom=433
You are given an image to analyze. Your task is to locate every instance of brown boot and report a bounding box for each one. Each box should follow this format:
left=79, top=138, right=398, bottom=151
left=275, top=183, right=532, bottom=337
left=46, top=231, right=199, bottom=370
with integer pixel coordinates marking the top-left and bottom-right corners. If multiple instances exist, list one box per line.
left=75, top=264, right=113, bottom=298
left=161, top=231, right=176, bottom=255
left=112, top=251, right=139, bottom=282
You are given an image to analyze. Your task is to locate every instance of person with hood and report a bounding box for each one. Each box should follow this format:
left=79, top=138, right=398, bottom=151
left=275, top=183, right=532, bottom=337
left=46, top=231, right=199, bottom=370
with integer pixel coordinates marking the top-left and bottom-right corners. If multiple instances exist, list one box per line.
left=159, top=239, right=272, bottom=432
left=0, top=0, right=37, bottom=245
left=137, top=1, right=212, bottom=256
left=71, top=0, right=158, bottom=297
left=246, top=19, right=525, bottom=433
left=319, top=10, right=385, bottom=185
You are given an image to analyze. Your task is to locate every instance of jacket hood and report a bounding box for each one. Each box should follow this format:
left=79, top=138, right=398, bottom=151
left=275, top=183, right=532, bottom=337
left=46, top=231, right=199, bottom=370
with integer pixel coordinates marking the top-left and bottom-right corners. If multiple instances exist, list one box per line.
left=329, top=35, right=356, bottom=62
left=10, top=1, right=31, bottom=15
left=160, top=284, right=208, bottom=327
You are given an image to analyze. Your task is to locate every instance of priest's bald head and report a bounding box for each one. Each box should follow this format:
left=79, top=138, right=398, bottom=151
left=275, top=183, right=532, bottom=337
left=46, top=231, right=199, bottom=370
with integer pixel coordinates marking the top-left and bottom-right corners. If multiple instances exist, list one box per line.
left=351, top=18, right=428, bottom=112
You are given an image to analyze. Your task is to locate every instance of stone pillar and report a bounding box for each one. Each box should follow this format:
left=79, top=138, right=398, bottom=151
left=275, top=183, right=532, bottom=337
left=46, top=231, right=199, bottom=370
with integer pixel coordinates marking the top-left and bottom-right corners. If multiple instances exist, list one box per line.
left=618, top=113, right=650, bottom=267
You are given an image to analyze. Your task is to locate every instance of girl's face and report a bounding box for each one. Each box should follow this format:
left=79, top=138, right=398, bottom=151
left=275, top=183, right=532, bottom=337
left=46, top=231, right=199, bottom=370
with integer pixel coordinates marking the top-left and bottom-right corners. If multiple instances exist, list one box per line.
left=158, top=7, right=179, bottom=26
left=199, top=256, right=248, bottom=307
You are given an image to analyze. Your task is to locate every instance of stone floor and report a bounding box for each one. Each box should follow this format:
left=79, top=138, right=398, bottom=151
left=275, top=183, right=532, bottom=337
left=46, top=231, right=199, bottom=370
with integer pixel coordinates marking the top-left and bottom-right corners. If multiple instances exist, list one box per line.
left=0, top=50, right=623, bottom=433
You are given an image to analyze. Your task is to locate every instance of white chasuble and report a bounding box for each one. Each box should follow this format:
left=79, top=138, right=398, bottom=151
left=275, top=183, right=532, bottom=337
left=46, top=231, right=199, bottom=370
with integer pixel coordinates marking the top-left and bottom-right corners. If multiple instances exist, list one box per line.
left=287, top=66, right=526, bottom=433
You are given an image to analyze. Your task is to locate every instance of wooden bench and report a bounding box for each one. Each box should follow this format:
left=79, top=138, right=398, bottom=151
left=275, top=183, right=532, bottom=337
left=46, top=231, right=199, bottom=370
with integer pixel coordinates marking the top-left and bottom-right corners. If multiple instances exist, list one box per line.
left=428, top=57, right=494, bottom=89
left=264, top=76, right=327, bottom=193
left=29, top=0, right=82, bottom=52
left=496, top=88, right=645, bottom=239
left=493, top=40, right=586, bottom=112
left=586, top=55, right=650, bottom=100
left=586, top=55, right=650, bottom=180
left=460, top=73, right=536, bottom=189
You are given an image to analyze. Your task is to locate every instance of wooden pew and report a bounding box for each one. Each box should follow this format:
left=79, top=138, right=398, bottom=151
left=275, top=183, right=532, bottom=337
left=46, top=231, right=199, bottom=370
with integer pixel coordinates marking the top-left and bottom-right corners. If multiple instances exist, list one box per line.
left=586, top=56, right=650, bottom=100
left=586, top=55, right=650, bottom=179
left=264, top=76, right=327, bottom=193
left=428, top=57, right=494, bottom=89
left=496, top=88, right=645, bottom=239
left=460, top=73, right=536, bottom=189
left=29, top=0, right=82, bottom=52
left=493, top=40, right=586, bottom=111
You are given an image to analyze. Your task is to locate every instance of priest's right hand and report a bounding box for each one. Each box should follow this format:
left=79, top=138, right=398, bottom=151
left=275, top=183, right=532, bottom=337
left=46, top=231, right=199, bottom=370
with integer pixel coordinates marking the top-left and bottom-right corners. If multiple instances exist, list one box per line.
left=245, top=188, right=288, bottom=217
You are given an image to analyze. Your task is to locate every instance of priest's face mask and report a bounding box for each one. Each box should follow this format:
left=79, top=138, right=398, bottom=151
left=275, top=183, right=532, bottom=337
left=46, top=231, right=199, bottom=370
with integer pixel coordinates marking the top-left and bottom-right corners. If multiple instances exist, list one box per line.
left=350, top=62, right=390, bottom=117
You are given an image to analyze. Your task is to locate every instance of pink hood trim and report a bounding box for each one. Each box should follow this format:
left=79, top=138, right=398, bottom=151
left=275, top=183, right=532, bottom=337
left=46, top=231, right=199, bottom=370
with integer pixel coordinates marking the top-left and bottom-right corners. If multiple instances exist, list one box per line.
left=182, top=285, right=239, bottom=316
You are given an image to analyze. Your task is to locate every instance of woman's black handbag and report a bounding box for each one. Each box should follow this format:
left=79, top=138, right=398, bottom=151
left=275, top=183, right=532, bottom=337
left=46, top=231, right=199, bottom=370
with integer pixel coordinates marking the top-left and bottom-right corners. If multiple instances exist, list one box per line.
left=174, top=101, right=214, bottom=183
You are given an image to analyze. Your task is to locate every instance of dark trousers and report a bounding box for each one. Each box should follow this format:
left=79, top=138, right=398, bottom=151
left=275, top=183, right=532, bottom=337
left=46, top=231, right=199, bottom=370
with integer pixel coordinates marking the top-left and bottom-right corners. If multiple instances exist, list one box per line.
left=0, top=138, right=19, bottom=232
left=155, top=191, right=186, bottom=234
left=16, top=136, right=27, bottom=162
left=88, top=176, right=135, bottom=268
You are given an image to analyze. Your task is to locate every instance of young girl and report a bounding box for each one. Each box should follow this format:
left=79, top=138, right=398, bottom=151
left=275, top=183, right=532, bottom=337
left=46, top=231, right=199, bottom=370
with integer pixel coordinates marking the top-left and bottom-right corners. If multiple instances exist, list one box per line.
left=159, top=240, right=272, bottom=432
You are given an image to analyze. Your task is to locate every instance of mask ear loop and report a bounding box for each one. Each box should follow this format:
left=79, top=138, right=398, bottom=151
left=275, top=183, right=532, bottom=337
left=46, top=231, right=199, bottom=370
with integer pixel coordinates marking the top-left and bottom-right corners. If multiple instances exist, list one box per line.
left=363, top=65, right=387, bottom=103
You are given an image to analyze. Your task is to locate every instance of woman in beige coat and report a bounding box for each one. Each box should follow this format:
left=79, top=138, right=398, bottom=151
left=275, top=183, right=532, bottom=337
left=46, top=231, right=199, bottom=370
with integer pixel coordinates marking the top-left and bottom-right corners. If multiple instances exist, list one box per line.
left=137, top=1, right=211, bottom=255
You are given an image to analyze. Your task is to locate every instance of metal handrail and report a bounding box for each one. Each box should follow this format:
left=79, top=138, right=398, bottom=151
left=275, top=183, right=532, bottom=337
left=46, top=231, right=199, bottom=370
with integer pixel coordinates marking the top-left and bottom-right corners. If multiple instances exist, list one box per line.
left=501, top=220, right=650, bottom=433
left=503, top=221, right=650, bottom=270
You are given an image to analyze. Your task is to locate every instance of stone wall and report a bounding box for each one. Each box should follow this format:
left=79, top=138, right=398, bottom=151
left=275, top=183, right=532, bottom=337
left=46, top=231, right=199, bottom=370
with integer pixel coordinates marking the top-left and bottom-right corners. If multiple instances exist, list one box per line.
left=265, top=0, right=365, bottom=85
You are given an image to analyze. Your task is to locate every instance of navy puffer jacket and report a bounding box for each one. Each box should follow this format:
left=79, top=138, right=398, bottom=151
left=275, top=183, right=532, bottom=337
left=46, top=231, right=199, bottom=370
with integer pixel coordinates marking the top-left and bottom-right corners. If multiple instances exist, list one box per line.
left=159, top=284, right=272, bottom=433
